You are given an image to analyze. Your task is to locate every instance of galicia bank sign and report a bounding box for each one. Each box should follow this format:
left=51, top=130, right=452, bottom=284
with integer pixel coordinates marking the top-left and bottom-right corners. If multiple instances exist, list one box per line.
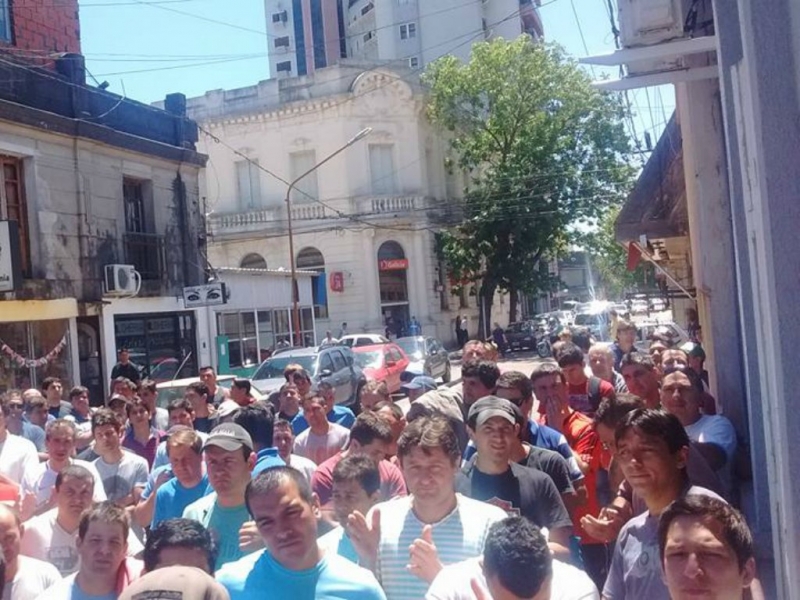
left=0, top=221, right=21, bottom=293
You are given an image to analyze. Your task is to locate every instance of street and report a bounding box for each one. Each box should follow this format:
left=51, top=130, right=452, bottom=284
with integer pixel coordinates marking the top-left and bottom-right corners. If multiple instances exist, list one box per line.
left=448, top=349, right=548, bottom=385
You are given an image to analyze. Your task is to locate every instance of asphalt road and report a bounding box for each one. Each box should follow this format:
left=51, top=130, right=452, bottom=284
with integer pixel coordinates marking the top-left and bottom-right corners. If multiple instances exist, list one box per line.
left=447, top=349, right=549, bottom=384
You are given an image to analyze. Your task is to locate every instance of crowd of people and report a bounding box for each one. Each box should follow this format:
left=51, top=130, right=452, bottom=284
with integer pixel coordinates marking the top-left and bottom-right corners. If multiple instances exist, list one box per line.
left=0, top=321, right=762, bottom=600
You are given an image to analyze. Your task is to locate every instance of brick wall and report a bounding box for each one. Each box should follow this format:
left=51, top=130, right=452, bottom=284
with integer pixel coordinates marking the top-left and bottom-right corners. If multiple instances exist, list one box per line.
left=10, top=0, right=81, bottom=55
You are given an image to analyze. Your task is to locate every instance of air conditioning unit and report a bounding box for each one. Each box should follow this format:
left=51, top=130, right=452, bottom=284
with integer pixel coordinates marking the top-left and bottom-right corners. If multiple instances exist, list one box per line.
left=104, top=264, right=140, bottom=296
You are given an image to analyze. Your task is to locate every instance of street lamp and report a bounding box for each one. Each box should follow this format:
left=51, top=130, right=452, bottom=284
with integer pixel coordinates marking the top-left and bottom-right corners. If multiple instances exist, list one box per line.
left=286, top=127, right=372, bottom=346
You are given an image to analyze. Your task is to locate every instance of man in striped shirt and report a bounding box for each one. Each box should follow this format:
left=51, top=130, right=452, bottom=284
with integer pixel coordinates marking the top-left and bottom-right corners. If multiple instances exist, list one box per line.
left=348, top=416, right=506, bottom=600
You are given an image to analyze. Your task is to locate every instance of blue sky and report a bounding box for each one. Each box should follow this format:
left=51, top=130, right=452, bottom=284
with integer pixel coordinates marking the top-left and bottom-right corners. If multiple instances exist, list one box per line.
left=79, top=0, right=673, bottom=151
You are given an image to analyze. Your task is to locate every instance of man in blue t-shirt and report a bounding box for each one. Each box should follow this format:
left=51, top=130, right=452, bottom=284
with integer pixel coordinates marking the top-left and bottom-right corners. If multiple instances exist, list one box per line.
left=217, top=467, right=386, bottom=600
left=182, top=423, right=255, bottom=570
left=292, top=381, right=356, bottom=433
left=151, top=428, right=210, bottom=528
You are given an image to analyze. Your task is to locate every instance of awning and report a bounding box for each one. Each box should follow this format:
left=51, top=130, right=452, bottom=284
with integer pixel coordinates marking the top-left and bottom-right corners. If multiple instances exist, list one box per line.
left=0, top=298, right=78, bottom=322
left=615, top=112, right=688, bottom=243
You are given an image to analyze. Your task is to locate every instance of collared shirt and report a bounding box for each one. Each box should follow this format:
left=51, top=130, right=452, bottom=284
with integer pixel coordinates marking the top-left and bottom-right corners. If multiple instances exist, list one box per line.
left=122, top=427, right=163, bottom=468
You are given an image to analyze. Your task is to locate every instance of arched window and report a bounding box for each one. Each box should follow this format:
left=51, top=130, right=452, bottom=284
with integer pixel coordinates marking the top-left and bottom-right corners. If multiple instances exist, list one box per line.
left=297, top=247, right=328, bottom=319
left=240, top=253, right=267, bottom=270
left=377, top=241, right=410, bottom=335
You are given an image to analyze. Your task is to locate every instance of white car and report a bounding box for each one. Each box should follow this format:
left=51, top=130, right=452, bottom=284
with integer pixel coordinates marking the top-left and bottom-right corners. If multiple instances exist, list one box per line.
left=634, top=321, right=690, bottom=351
left=156, top=375, right=264, bottom=408
left=338, top=334, right=389, bottom=348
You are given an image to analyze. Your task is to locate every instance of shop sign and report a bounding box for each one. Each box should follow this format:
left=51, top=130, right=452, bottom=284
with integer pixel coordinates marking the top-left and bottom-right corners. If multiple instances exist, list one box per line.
left=379, top=258, right=409, bottom=271
left=0, top=221, right=22, bottom=293
left=330, top=271, right=345, bottom=293
left=182, top=282, right=228, bottom=308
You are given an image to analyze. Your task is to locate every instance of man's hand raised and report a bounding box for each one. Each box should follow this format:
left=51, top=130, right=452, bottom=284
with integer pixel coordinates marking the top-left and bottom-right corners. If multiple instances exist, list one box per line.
left=407, top=524, right=443, bottom=584
left=347, top=507, right=381, bottom=571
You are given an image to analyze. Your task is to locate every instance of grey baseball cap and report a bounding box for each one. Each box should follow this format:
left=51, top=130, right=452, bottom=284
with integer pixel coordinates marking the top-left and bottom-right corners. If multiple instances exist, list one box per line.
left=203, top=422, right=253, bottom=452
left=467, top=395, right=523, bottom=428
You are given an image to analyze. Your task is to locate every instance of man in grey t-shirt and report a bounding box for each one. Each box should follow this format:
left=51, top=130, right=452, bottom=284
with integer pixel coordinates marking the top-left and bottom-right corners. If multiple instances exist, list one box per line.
left=91, top=408, right=149, bottom=506
left=603, top=409, right=723, bottom=600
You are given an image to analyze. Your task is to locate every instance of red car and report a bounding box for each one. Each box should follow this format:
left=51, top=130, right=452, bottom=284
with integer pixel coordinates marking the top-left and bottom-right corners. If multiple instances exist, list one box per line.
left=351, top=343, right=410, bottom=394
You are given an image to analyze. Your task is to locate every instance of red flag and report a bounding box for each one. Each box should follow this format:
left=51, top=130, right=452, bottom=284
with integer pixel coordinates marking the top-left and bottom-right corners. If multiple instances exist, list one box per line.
left=626, top=242, right=642, bottom=271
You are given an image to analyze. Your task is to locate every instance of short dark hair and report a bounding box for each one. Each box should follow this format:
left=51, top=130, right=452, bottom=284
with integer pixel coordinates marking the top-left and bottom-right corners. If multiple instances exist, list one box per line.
left=397, top=416, right=460, bottom=465
left=373, top=401, right=404, bottom=421
left=185, top=381, right=210, bottom=398
left=496, top=371, right=533, bottom=403
left=662, top=364, right=704, bottom=392
left=198, top=366, right=215, bottom=374
left=570, top=327, right=593, bottom=353
left=41, top=377, right=61, bottom=392
left=530, top=362, right=566, bottom=386
left=554, top=342, right=584, bottom=368
left=273, top=418, right=293, bottom=433
left=658, top=495, right=754, bottom=570
left=232, top=403, right=275, bottom=448
left=460, top=360, right=501, bottom=390
left=112, top=376, right=137, bottom=391
left=68, top=386, right=89, bottom=401
left=45, top=418, right=77, bottom=440
left=232, top=378, right=251, bottom=395
left=55, top=464, right=94, bottom=490
left=245, top=467, right=314, bottom=516
left=483, top=516, right=552, bottom=597
left=125, top=396, right=151, bottom=417
left=91, top=407, right=122, bottom=433
left=138, top=379, right=157, bottom=394
left=615, top=408, right=691, bottom=455
left=349, top=411, right=393, bottom=447
left=283, top=364, right=311, bottom=383
left=144, top=518, right=217, bottom=574
left=167, top=398, right=194, bottom=415
left=620, top=351, right=656, bottom=371
left=77, top=501, right=129, bottom=542
left=24, top=395, right=46, bottom=415
left=594, top=394, right=645, bottom=428
left=332, top=454, right=380, bottom=496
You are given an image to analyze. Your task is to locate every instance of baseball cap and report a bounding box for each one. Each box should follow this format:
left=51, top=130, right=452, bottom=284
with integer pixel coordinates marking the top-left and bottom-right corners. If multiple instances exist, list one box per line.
left=402, top=376, right=437, bottom=392
left=203, top=422, right=253, bottom=452
left=680, top=341, right=706, bottom=360
left=107, top=394, right=128, bottom=408
left=216, top=400, right=240, bottom=420
left=119, top=566, right=230, bottom=600
left=467, top=396, right=522, bottom=428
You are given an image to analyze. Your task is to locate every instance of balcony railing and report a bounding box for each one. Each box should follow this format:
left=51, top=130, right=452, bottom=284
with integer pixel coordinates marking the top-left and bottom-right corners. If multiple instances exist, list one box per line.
left=124, top=232, right=166, bottom=280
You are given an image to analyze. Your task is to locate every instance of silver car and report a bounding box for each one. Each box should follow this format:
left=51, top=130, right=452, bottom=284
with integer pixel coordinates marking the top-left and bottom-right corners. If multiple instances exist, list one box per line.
left=395, top=336, right=452, bottom=383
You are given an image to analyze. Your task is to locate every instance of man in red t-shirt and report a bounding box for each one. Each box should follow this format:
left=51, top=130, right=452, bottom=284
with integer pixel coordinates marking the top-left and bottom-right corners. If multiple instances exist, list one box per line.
left=554, top=342, right=615, bottom=417
left=531, top=362, right=608, bottom=590
left=311, top=411, right=406, bottom=527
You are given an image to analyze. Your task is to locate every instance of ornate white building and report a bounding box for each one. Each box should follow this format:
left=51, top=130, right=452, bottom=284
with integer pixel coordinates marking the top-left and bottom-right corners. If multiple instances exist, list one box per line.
left=184, top=62, right=507, bottom=373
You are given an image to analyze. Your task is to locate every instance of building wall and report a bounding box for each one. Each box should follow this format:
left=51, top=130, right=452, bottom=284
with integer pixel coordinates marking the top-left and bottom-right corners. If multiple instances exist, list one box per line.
left=10, top=0, right=80, bottom=55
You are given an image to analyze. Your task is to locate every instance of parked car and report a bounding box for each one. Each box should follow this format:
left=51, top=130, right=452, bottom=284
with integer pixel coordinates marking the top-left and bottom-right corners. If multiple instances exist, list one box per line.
left=352, top=343, right=410, bottom=394
left=251, top=346, right=365, bottom=407
left=395, top=336, right=451, bottom=383
left=630, top=299, right=650, bottom=315
left=634, top=321, right=690, bottom=352
left=338, top=334, right=390, bottom=348
left=155, top=375, right=266, bottom=409
left=650, top=297, right=668, bottom=311
left=574, top=311, right=612, bottom=341
left=504, top=321, right=539, bottom=352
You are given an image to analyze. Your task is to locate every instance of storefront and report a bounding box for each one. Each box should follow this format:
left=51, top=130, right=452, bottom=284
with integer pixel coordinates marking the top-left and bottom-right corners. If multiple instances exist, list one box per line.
left=378, top=241, right=411, bottom=336
left=0, top=299, right=79, bottom=392
left=211, top=268, right=314, bottom=377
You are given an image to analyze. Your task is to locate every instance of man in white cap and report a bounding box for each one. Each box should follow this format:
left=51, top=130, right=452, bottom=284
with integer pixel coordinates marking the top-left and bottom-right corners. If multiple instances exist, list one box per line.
left=182, top=423, right=256, bottom=570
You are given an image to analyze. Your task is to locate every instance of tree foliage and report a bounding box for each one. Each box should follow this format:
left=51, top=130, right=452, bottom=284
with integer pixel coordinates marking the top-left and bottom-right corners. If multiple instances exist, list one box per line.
left=423, top=38, right=635, bottom=331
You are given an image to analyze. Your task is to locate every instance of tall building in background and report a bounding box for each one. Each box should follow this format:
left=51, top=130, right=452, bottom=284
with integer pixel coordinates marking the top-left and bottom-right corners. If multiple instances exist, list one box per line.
left=266, top=0, right=347, bottom=78
left=265, top=0, right=543, bottom=78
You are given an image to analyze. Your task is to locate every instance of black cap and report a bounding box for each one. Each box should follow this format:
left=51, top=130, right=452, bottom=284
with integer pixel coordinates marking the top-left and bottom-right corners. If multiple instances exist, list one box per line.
left=467, top=396, right=523, bottom=428
left=203, top=423, right=253, bottom=452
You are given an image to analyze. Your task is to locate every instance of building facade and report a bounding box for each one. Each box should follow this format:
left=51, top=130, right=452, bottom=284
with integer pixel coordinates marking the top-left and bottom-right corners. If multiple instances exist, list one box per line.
left=264, top=0, right=543, bottom=78
left=185, top=62, right=501, bottom=374
left=0, top=1, right=210, bottom=402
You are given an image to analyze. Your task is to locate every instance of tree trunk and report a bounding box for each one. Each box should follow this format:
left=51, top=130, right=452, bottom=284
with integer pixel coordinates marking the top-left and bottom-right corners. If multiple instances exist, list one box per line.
left=509, top=287, right=519, bottom=323
left=477, top=279, right=497, bottom=341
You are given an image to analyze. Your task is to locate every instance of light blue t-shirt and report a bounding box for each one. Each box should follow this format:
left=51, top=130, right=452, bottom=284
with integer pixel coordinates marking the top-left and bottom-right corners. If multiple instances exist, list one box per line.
left=38, top=573, right=115, bottom=600
left=183, top=493, right=252, bottom=570
left=292, top=405, right=357, bottom=434
left=151, top=474, right=210, bottom=528
left=318, top=526, right=359, bottom=564
left=216, top=548, right=386, bottom=600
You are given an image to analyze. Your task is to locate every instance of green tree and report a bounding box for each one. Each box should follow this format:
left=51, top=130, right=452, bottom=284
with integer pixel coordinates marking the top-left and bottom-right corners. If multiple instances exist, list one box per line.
left=579, top=205, right=653, bottom=298
left=424, top=38, right=634, bottom=335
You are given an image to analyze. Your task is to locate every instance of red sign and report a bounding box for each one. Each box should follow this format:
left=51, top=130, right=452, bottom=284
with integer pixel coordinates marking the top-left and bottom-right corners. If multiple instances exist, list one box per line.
left=329, top=271, right=344, bottom=292
left=379, top=258, right=409, bottom=271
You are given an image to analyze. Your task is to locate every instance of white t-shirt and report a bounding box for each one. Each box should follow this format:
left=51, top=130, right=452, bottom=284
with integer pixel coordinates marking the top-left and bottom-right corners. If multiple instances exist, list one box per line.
left=427, top=556, right=599, bottom=600
left=21, top=459, right=107, bottom=509
left=293, top=424, right=349, bottom=465
left=287, top=454, right=317, bottom=481
left=0, top=433, right=38, bottom=484
left=19, top=508, right=143, bottom=576
left=2, top=555, right=62, bottom=600
left=93, top=451, right=149, bottom=502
